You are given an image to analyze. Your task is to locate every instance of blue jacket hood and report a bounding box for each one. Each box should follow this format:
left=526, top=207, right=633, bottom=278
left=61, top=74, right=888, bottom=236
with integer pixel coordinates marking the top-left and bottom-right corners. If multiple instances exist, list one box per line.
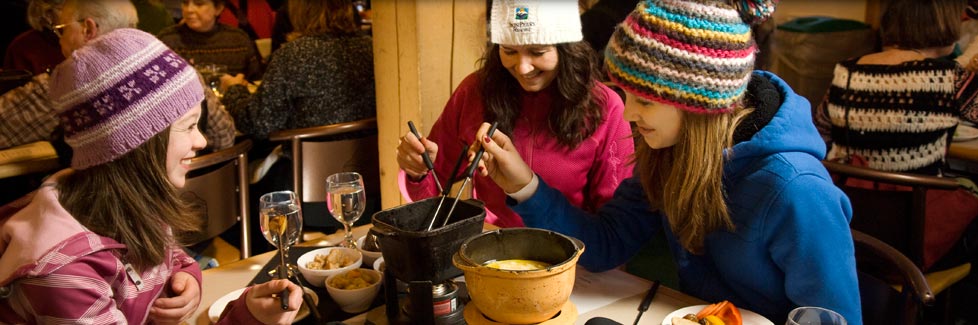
left=727, top=71, right=825, bottom=172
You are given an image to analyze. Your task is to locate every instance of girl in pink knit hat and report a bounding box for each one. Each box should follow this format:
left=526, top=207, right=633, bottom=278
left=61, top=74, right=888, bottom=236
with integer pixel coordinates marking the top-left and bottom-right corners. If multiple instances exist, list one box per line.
left=0, top=28, right=299, bottom=324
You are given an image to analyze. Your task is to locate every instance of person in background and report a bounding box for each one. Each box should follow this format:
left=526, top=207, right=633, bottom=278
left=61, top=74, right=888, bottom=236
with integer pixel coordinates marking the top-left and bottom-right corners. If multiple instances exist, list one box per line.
left=396, top=0, right=634, bottom=228
left=0, top=28, right=300, bottom=325
left=0, top=0, right=236, bottom=152
left=219, top=0, right=374, bottom=251
left=814, top=0, right=978, bottom=272
left=220, top=0, right=374, bottom=139
left=3, top=0, right=65, bottom=74
left=579, top=0, right=638, bottom=63
left=157, top=0, right=264, bottom=81
left=218, top=0, right=275, bottom=40
left=132, top=0, right=175, bottom=35
left=472, top=0, right=862, bottom=323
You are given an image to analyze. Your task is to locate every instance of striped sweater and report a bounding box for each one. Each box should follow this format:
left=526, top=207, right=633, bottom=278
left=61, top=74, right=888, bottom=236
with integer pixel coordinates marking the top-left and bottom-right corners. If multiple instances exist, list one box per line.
left=820, top=57, right=978, bottom=174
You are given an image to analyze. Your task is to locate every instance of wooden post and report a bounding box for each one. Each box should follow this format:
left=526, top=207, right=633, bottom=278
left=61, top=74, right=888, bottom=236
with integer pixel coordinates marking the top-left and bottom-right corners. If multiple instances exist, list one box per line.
left=372, top=0, right=487, bottom=209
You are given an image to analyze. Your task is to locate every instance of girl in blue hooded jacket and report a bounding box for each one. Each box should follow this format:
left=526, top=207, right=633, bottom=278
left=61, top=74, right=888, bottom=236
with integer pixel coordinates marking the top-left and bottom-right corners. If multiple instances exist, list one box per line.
left=468, top=0, right=862, bottom=323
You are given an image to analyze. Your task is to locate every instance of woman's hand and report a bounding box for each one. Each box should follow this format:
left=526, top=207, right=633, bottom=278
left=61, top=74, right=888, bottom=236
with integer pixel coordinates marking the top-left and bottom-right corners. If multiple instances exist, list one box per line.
left=148, top=271, right=201, bottom=324
left=219, top=73, right=247, bottom=93
left=244, top=279, right=302, bottom=325
left=470, top=122, right=534, bottom=194
left=396, top=130, right=439, bottom=181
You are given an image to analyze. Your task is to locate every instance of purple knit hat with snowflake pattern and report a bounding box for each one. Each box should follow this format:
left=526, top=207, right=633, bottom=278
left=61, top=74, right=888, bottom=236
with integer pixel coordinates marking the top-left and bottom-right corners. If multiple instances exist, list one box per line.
left=49, top=28, right=203, bottom=170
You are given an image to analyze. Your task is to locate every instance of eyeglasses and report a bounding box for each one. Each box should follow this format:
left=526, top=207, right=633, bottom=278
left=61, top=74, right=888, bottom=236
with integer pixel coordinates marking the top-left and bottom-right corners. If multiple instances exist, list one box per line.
left=52, top=19, right=86, bottom=38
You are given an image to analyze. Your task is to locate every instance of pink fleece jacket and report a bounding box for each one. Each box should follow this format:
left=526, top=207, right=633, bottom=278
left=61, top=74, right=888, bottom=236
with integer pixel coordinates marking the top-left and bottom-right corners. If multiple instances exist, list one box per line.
left=0, top=172, right=259, bottom=324
left=404, top=73, right=635, bottom=227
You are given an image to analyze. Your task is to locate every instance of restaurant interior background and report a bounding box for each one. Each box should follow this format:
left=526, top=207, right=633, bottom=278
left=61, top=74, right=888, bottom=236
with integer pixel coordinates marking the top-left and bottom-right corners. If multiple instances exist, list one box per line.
left=8, top=0, right=978, bottom=323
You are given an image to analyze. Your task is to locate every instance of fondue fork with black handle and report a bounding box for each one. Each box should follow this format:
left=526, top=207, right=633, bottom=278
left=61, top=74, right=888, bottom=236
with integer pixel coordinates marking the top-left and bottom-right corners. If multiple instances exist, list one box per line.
left=426, top=142, right=470, bottom=230
left=440, top=122, right=498, bottom=228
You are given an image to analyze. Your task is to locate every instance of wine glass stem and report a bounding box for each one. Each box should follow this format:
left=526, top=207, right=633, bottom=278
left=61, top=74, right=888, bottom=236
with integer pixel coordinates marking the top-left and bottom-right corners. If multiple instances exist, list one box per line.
left=344, top=222, right=354, bottom=248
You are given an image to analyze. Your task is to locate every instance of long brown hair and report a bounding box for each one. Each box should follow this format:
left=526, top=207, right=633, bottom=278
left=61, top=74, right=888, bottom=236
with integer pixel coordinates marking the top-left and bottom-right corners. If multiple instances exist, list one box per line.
left=288, top=0, right=359, bottom=38
left=636, top=105, right=751, bottom=253
left=479, top=41, right=605, bottom=148
left=58, top=129, right=199, bottom=271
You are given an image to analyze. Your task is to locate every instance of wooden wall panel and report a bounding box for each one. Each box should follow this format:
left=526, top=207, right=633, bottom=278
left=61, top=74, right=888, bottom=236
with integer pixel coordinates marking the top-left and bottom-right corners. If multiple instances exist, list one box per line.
left=373, top=0, right=486, bottom=209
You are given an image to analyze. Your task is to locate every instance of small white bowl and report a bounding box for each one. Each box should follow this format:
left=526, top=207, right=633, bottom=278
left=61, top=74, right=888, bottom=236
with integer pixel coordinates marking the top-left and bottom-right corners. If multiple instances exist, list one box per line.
left=296, top=247, right=362, bottom=287
left=372, top=256, right=385, bottom=273
left=356, top=236, right=383, bottom=266
left=325, top=268, right=383, bottom=313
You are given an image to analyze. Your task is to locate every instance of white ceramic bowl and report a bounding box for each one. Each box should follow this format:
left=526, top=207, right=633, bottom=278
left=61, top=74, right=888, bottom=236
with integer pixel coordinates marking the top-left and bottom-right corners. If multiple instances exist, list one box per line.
left=372, top=256, right=385, bottom=273
left=325, top=268, right=383, bottom=313
left=356, top=236, right=383, bottom=266
left=296, top=247, right=362, bottom=287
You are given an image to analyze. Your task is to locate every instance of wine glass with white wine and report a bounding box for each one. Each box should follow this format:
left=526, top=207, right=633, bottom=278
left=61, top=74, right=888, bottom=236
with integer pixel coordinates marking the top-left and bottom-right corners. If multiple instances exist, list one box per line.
left=259, top=190, right=303, bottom=277
left=326, top=172, right=366, bottom=248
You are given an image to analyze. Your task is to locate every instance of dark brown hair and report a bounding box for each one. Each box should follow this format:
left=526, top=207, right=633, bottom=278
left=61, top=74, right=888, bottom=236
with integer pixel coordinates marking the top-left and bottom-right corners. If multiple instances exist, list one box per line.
left=881, top=0, right=965, bottom=49
left=58, top=129, right=200, bottom=271
left=288, top=0, right=359, bottom=37
left=479, top=41, right=606, bottom=147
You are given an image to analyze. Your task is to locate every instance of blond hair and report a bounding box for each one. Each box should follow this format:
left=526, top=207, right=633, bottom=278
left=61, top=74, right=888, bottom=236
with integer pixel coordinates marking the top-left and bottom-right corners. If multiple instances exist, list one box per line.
left=637, top=105, right=751, bottom=253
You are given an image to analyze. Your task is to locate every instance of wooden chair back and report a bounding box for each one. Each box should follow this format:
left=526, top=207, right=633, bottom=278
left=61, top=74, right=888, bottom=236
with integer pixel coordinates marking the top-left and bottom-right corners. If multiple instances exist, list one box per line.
left=821, top=160, right=960, bottom=268
left=180, top=139, right=253, bottom=259
left=853, top=229, right=934, bottom=325
left=268, top=118, right=380, bottom=229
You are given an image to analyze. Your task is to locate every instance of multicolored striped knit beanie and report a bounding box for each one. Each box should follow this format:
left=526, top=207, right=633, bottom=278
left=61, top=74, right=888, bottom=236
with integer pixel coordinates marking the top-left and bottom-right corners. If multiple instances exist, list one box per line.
left=605, top=0, right=777, bottom=114
left=50, top=28, right=203, bottom=170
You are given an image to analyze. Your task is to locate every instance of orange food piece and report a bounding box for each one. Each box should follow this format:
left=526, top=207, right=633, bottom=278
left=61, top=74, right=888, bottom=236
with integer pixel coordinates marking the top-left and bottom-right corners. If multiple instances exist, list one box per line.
left=695, top=301, right=742, bottom=325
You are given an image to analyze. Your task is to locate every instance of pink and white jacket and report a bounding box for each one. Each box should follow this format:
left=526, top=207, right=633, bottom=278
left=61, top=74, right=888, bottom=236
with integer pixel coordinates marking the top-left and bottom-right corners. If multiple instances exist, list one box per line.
left=403, top=73, right=635, bottom=227
left=0, top=173, right=258, bottom=324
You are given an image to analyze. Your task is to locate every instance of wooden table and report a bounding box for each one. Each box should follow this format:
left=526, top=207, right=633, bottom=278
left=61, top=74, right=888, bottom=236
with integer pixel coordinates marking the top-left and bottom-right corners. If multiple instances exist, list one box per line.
left=0, top=141, right=60, bottom=179
left=190, top=226, right=705, bottom=325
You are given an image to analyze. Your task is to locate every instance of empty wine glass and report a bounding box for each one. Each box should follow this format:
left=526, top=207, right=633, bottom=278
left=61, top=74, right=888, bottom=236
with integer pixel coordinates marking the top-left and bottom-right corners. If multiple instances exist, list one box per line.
left=786, top=306, right=847, bottom=325
left=326, top=172, right=366, bottom=248
left=259, top=190, right=303, bottom=277
left=196, top=63, right=227, bottom=96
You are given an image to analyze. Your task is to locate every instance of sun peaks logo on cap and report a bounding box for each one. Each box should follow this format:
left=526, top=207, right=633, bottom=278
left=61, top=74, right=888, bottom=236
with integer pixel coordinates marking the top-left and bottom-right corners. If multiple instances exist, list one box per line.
left=514, top=7, right=528, bottom=20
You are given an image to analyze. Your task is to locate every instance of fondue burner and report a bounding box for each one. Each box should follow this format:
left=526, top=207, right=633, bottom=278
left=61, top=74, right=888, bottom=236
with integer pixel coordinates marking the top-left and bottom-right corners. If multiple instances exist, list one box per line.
left=462, top=300, right=578, bottom=325
left=369, top=197, right=486, bottom=325
left=393, top=279, right=465, bottom=324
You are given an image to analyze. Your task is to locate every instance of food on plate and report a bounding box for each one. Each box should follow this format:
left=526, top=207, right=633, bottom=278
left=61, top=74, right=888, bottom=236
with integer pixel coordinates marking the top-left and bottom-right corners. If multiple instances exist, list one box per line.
left=328, top=269, right=379, bottom=290
left=305, top=249, right=354, bottom=270
left=672, top=316, right=700, bottom=325
left=483, top=259, right=551, bottom=270
left=672, top=301, right=742, bottom=325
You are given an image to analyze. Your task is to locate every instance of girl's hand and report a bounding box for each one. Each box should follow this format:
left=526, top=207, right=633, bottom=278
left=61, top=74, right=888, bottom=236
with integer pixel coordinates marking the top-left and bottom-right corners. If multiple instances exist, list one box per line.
left=244, top=279, right=302, bottom=325
left=148, top=271, right=200, bottom=324
left=470, top=122, right=533, bottom=194
left=396, top=130, right=439, bottom=181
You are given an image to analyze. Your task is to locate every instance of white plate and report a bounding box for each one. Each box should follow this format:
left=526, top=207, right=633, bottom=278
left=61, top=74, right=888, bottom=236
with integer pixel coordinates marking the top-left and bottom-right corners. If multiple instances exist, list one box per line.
left=207, top=287, right=318, bottom=323
left=661, top=305, right=773, bottom=325
left=954, top=125, right=978, bottom=142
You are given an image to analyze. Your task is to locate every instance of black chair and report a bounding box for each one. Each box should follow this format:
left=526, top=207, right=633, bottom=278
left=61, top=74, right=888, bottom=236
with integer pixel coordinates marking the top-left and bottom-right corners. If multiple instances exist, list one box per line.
left=853, top=229, right=934, bottom=325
